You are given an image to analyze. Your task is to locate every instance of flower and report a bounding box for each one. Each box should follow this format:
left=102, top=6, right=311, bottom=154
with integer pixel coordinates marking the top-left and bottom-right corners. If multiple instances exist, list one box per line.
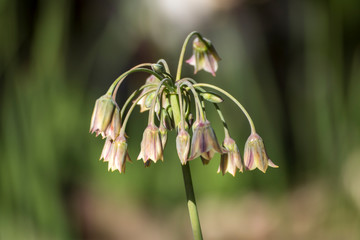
left=100, top=137, right=112, bottom=161
left=105, top=105, right=121, bottom=140
left=90, top=94, right=116, bottom=138
left=101, top=135, right=131, bottom=173
left=186, top=37, right=221, bottom=76
left=188, top=119, right=222, bottom=161
left=176, top=129, right=191, bottom=165
left=243, top=133, right=278, bottom=173
left=137, top=124, right=163, bottom=164
left=218, top=136, right=243, bottom=176
left=137, top=75, right=160, bottom=112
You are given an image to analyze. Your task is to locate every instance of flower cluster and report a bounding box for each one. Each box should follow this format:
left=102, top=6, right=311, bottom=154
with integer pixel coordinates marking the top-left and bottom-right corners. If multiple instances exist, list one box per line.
left=90, top=31, right=278, bottom=175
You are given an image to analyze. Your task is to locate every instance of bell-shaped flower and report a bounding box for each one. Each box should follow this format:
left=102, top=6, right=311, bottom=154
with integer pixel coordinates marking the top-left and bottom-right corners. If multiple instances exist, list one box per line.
left=188, top=119, right=222, bottom=161
left=176, top=129, right=191, bottom=165
left=218, top=136, right=243, bottom=176
left=137, top=123, right=163, bottom=164
left=90, top=94, right=116, bottom=138
left=186, top=37, right=221, bottom=76
left=102, top=135, right=131, bottom=173
left=243, top=133, right=278, bottom=173
left=105, top=105, right=121, bottom=140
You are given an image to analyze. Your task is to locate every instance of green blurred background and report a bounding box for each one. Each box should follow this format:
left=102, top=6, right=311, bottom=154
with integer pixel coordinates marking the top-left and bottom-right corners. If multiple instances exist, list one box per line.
left=1, top=0, right=360, bottom=239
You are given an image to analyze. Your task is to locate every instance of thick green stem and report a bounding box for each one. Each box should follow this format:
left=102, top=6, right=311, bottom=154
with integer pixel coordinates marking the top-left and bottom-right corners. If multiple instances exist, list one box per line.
left=182, top=164, right=203, bottom=240
left=170, top=91, right=203, bottom=240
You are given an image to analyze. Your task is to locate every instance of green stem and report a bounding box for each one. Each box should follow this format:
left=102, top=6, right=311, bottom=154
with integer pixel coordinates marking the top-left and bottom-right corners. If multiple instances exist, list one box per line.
left=179, top=79, right=205, bottom=121
left=182, top=164, right=203, bottom=240
left=120, top=83, right=158, bottom=117
left=171, top=85, right=203, bottom=240
left=214, top=104, right=230, bottom=138
left=148, top=78, right=171, bottom=125
left=120, top=89, right=155, bottom=136
left=194, top=83, right=256, bottom=134
left=108, top=67, right=162, bottom=96
left=176, top=31, right=202, bottom=80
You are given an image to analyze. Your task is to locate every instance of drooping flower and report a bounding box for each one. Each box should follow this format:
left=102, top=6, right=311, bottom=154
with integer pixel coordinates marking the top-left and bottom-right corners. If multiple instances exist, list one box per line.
left=218, top=136, right=243, bottom=176
left=105, top=105, right=121, bottom=140
left=243, top=133, right=278, bottom=173
left=186, top=37, right=221, bottom=76
left=188, top=119, right=222, bottom=161
left=176, top=129, right=191, bottom=165
left=101, top=135, right=131, bottom=173
left=90, top=94, right=116, bottom=138
left=137, top=123, right=163, bottom=164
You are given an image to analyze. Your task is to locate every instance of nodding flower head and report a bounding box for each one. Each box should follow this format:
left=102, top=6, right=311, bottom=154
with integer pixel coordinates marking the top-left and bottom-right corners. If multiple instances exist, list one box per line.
left=90, top=31, right=278, bottom=177
left=243, top=133, right=278, bottom=173
left=137, top=123, right=164, bottom=164
left=186, top=37, right=221, bottom=77
left=101, top=135, right=131, bottom=173
left=218, top=136, right=243, bottom=176
left=188, top=119, right=222, bottom=161
left=90, top=94, right=116, bottom=138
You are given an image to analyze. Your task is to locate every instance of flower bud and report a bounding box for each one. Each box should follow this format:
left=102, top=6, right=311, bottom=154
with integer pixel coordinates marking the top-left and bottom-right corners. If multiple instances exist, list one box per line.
left=243, top=133, right=278, bottom=173
left=200, top=92, right=223, bottom=103
left=137, top=75, right=160, bottom=112
left=137, top=124, right=164, bottom=163
left=188, top=119, right=222, bottom=161
left=159, top=124, right=168, bottom=149
left=151, top=63, right=166, bottom=75
left=90, top=94, right=116, bottom=137
left=217, top=136, right=243, bottom=176
left=186, top=37, right=221, bottom=76
left=176, top=129, right=190, bottom=165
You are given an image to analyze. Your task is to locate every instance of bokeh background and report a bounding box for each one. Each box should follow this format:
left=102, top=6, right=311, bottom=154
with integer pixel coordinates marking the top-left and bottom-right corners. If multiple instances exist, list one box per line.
left=1, top=0, right=360, bottom=239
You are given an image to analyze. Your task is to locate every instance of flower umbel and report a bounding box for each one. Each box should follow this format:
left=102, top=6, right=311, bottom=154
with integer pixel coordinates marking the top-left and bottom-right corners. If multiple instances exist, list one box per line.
left=186, top=37, right=221, bottom=76
left=89, top=31, right=278, bottom=240
left=243, top=133, right=278, bottom=173
left=218, top=136, right=243, bottom=176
